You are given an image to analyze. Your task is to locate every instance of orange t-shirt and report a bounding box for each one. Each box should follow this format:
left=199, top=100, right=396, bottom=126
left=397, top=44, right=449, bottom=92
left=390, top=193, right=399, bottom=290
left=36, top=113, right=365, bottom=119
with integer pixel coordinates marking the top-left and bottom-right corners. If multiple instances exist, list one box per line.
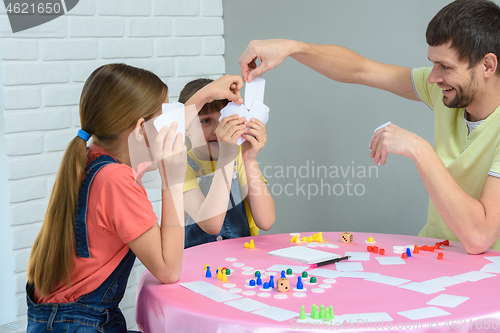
left=38, top=144, right=157, bottom=303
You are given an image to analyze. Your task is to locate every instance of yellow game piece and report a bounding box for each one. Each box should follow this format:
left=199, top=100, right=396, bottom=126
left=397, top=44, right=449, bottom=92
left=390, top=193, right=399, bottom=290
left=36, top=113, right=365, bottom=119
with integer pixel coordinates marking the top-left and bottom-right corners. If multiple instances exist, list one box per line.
left=318, top=232, right=324, bottom=242
left=250, top=239, right=255, bottom=248
left=368, top=237, right=374, bottom=243
left=290, top=236, right=297, bottom=242
left=308, top=236, right=313, bottom=242
left=302, top=236, right=307, bottom=242
left=222, top=270, right=228, bottom=282
left=313, top=234, right=319, bottom=242
left=204, top=264, right=210, bottom=271
left=244, top=242, right=252, bottom=249
left=217, top=267, right=222, bottom=280
left=295, top=236, right=301, bottom=244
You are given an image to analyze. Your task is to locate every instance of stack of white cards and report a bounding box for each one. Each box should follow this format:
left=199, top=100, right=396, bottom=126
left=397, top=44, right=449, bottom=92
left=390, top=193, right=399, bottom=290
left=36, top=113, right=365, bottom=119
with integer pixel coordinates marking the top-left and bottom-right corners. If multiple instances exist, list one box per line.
left=153, top=102, right=186, bottom=143
left=219, top=78, right=270, bottom=145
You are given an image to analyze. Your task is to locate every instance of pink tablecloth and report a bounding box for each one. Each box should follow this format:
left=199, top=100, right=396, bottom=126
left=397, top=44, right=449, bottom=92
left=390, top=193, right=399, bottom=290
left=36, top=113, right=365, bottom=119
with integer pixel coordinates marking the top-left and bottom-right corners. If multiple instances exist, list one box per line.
left=136, top=232, right=500, bottom=332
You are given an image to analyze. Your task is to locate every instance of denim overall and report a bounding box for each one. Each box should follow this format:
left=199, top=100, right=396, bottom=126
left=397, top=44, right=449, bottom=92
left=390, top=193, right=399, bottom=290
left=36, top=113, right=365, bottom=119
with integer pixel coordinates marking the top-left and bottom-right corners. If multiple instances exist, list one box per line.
left=184, top=155, right=250, bottom=248
left=27, top=155, right=139, bottom=333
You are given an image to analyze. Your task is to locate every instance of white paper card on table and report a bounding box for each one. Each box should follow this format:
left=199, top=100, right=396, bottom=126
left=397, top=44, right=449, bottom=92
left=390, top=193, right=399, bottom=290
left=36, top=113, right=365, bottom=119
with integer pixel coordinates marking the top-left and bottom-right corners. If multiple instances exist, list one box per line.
left=398, top=307, right=450, bottom=320
left=265, top=264, right=308, bottom=274
left=479, top=263, right=500, bottom=273
left=307, top=268, right=345, bottom=279
left=484, top=256, right=500, bottom=264
left=335, top=262, right=363, bottom=271
left=224, top=298, right=270, bottom=312
left=341, top=271, right=380, bottom=279
left=398, top=282, right=445, bottom=295
left=420, top=276, right=466, bottom=288
left=252, top=306, right=298, bottom=322
left=154, top=102, right=185, bottom=143
left=268, top=246, right=340, bottom=265
left=426, top=294, right=470, bottom=308
left=244, top=78, right=265, bottom=110
left=453, top=270, right=496, bottom=282
left=345, top=252, right=370, bottom=261
left=365, top=275, right=411, bottom=286
left=339, top=312, right=393, bottom=323
left=375, top=256, right=406, bottom=265
left=180, top=281, right=221, bottom=294
left=199, top=288, right=242, bottom=302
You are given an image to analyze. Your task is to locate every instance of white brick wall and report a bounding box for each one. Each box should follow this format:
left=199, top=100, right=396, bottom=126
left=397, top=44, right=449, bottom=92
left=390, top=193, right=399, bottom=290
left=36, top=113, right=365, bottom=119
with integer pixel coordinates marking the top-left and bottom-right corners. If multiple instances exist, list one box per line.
left=0, top=0, right=225, bottom=328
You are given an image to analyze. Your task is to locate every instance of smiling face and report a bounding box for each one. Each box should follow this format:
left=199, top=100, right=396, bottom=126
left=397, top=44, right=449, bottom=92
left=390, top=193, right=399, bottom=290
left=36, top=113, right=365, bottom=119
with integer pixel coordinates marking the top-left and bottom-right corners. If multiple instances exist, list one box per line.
left=427, top=42, right=481, bottom=109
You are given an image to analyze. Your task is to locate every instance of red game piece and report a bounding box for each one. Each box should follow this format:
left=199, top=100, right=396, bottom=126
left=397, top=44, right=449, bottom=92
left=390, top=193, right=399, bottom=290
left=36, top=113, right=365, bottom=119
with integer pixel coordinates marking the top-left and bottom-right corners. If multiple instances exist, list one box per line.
left=435, top=242, right=441, bottom=249
left=413, top=245, right=419, bottom=254
left=402, top=253, right=408, bottom=259
left=372, top=246, right=379, bottom=253
left=429, top=246, right=435, bottom=252
left=380, top=249, right=385, bottom=255
left=367, top=246, right=373, bottom=252
left=437, top=252, right=444, bottom=260
left=442, top=240, right=450, bottom=246
left=421, top=245, right=428, bottom=251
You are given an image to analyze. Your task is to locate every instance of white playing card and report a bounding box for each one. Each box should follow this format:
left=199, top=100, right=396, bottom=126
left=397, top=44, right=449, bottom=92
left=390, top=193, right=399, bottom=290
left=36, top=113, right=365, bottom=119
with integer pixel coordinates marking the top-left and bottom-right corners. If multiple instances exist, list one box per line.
left=219, top=101, right=270, bottom=145
left=398, top=306, right=450, bottom=320
left=224, top=298, right=270, bottom=312
left=199, top=288, right=242, bottom=302
left=252, top=306, right=298, bottom=322
left=180, top=281, right=221, bottom=293
left=398, top=282, right=445, bottom=295
left=426, top=294, right=469, bottom=308
left=154, top=102, right=185, bottom=143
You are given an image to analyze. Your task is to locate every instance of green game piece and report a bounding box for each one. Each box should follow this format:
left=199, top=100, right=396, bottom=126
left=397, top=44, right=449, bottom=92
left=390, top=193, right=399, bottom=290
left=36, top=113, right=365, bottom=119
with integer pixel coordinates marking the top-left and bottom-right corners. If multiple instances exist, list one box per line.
left=329, top=306, right=334, bottom=319
left=311, top=305, right=319, bottom=320
left=320, top=305, right=325, bottom=319
left=226, top=268, right=230, bottom=275
left=310, top=276, right=317, bottom=283
left=299, top=306, right=306, bottom=320
left=286, top=268, right=292, bottom=275
left=301, top=271, right=308, bottom=278
left=254, top=271, right=260, bottom=277
left=324, top=310, right=331, bottom=321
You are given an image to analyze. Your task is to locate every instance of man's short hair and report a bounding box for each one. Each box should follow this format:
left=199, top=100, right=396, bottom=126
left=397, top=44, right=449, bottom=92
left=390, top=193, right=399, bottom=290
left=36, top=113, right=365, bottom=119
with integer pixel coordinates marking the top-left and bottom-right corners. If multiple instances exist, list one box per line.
left=426, top=0, right=500, bottom=73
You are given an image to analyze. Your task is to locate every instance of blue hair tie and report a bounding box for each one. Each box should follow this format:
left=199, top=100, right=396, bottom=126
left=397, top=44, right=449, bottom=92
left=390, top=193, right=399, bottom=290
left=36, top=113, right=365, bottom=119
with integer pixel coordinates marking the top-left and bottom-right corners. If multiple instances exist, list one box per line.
left=78, top=129, right=91, bottom=142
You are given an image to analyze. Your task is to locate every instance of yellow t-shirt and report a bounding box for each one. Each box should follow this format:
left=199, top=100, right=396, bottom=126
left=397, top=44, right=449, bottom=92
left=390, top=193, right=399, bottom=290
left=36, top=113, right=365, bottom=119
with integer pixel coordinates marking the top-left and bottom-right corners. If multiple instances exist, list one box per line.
left=412, top=67, right=500, bottom=250
left=183, top=146, right=259, bottom=236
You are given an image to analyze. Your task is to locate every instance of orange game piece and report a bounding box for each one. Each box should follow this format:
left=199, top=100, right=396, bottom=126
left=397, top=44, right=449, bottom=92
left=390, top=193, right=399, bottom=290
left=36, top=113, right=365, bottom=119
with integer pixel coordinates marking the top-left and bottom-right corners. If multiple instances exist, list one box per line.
left=402, top=253, right=408, bottom=259
left=421, top=245, right=428, bottom=251
left=367, top=246, right=373, bottom=252
left=428, top=246, right=435, bottom=252
left=442, top=240, right=450, bottom=246
left=437, top=252, right=444, bottom=260
left=435, top=242, right=441, bottom=249
left=380, top=249, right=385, bottom=255
left=372, top=246, right=379, bottom=253
left=413, top=245, right=419, bottom=254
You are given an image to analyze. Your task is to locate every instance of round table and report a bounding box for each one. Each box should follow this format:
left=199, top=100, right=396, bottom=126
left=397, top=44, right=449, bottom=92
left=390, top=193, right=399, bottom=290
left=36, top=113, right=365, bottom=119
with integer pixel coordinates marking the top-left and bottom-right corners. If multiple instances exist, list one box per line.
left=136, top=232, right=500, bottom=332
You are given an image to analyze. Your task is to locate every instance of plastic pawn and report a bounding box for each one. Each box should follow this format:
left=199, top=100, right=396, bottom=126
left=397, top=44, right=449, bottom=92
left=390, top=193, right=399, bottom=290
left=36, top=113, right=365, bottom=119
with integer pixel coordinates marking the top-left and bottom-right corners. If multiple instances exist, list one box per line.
left=297, top=276, right=303, bottom=290
left=217, top=267, right=222, bottom=280
left=329, top=306, right=334, bottom=319
left=406, top=248, right=412, bottom=258
left=319, top=305, right=325, bottom=319
left=413, top=245, right=419, bottom=254
left=256, top=275, right=262, bottom=286
left=269, top=275, right=275, bottom=288
left=319, top=232, right=324, bottom=242
left=222, top=270, right=227, bottom=282
left=206, top=266, right=212, bottom=278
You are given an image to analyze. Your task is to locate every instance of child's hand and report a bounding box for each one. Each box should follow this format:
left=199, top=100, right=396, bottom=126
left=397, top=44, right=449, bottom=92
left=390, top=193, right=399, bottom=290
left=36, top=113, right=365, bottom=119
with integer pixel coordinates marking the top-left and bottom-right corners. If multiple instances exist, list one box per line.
left=204, top=75, right=244, bottom=105
left=154, top=122, right=187, bottom=186
left=241, top=118, right=267, bottom=161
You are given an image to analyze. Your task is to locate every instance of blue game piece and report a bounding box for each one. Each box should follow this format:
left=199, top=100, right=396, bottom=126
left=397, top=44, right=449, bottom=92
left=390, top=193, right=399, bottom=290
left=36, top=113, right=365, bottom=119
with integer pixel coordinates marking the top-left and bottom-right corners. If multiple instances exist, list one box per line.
left=256, top=276, right=262, bottom=286
left=269, top=275, right=275, bottom=288
left=281, top=270, right=286, bottom=278
left=297, top=276, right=303, bottom=289
left=263, top=282, right=269, bottom=289
left=249, top=279, right=256, bottom=286
left=206, top=266, right=212, bottom=278
left=406, top=247, right=412, bottom=258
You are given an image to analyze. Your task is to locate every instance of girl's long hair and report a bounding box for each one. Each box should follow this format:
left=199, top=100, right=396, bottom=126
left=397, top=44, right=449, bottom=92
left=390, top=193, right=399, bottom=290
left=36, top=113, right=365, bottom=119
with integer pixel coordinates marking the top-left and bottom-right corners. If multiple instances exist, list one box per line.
left=27, top=64, right=167, bottom=297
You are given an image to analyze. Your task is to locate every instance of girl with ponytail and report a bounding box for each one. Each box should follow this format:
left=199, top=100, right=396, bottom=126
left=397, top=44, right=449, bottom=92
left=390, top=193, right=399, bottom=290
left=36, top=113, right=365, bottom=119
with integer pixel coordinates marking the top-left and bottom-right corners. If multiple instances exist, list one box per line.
left=26, top=63, right=243, bottom=332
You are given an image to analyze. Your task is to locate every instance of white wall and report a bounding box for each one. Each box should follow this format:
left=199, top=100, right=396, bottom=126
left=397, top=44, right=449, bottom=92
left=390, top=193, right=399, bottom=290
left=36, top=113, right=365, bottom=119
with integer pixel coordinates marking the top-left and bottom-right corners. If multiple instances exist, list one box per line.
left=0, top=0, right=225, bottom=328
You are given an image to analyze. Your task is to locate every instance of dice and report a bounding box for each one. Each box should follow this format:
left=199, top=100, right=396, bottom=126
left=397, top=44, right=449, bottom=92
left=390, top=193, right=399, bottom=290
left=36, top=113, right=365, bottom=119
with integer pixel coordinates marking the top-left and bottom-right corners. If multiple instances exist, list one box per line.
left=277, top=278, right=290, bottom=292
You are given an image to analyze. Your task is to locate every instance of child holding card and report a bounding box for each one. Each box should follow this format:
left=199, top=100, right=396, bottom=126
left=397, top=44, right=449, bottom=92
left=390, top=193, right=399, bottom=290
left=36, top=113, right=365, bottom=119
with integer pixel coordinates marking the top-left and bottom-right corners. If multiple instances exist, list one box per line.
left=179, top=78, right=275, bottom=248
left=25, top=64, right=243, bottom=332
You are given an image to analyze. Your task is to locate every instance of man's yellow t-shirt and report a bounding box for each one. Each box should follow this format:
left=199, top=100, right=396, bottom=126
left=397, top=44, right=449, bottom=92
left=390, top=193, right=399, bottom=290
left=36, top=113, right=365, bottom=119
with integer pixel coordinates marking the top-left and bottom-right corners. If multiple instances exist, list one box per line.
left=183, top=146, right=259, bottom=236
left=412, top=67, right=500, bottom=250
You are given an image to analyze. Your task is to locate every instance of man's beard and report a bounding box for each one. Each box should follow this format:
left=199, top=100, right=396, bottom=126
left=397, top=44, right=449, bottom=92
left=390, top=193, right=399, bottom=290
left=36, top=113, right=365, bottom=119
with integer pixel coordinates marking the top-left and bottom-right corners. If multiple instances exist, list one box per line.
left=443, top=72, right=477, bottom=109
